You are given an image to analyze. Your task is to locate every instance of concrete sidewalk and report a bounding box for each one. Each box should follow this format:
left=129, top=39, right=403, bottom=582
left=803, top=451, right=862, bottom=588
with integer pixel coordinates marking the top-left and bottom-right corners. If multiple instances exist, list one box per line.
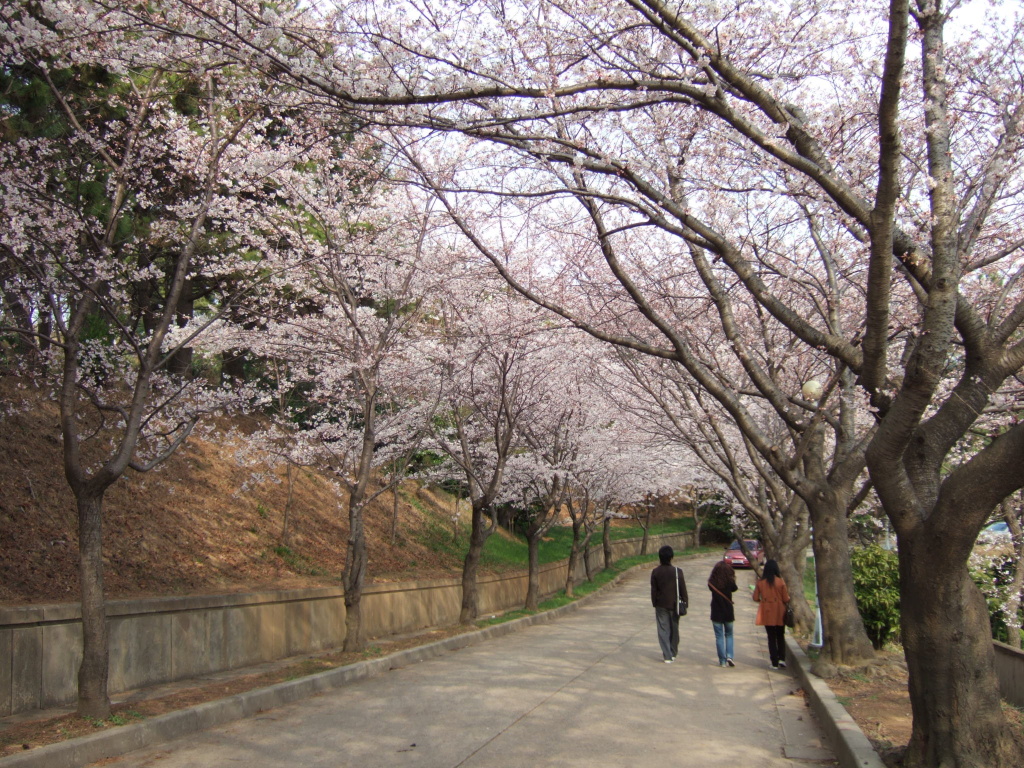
left=53, top=553, right=836, bottom=768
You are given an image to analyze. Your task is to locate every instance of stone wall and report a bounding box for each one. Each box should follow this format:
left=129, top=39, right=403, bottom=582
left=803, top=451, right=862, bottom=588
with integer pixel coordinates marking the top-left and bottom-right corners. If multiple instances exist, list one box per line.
left=992, top=640, right=1024, bottom=708
left=0, top=532, right=692, bottom=716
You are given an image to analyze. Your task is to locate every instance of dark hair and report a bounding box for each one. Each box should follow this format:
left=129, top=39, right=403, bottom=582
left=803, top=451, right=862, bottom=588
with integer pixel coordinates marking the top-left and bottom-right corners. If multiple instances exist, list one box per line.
left=709, top=560, right=735, bottom=591
left=762, top=559, right=781, bottom=586
left=658, top=545, right=674, bottom=565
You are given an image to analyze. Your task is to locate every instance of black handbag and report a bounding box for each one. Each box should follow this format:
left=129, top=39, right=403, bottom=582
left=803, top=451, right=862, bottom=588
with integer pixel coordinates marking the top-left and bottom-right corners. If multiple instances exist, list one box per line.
left=783, top=603, right=795, bottom=628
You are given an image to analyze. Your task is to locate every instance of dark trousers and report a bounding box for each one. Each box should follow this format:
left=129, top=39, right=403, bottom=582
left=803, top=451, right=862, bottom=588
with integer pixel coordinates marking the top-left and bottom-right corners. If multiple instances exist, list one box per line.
left=655, top=607, right=680, bottom=660
left=765, top=625, right=786, bottom=666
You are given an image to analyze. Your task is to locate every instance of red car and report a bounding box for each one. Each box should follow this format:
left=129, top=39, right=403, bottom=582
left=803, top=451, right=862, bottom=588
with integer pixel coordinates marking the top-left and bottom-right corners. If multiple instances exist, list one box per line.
left=723, top=539, right=764, bottom=569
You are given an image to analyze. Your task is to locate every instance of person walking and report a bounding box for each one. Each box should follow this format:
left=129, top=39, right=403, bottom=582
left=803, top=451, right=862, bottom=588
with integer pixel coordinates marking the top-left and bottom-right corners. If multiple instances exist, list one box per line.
left=651, top=545, right=688, bottom=663
left=753, top=559, right=791, bottom=669
left=708, top=560, right=737, bottom=667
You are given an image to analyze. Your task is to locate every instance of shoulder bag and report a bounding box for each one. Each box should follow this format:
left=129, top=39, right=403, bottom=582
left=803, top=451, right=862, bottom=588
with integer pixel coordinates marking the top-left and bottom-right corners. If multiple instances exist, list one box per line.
left=676, top=566, right=688, bottom=616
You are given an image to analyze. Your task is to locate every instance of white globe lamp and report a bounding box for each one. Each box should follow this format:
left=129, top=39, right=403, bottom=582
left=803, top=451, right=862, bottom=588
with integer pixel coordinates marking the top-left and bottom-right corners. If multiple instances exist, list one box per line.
left=802, top=380, right=823, bottom=401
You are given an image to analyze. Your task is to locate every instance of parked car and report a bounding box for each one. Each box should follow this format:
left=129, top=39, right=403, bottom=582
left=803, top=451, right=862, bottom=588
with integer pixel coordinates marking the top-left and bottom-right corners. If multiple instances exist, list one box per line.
left=982, top=521, right=1010, bottom=538
left=723, top=539, right=764, bottom=569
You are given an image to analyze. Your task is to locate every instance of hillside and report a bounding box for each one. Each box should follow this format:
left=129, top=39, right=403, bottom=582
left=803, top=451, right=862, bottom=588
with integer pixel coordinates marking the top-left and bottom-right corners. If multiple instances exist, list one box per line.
left=0, top=380, right=477, bottom=606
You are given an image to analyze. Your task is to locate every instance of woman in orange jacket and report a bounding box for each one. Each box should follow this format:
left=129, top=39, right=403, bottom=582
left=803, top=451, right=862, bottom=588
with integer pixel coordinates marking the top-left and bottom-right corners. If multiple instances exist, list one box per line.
left=753, top=559, right=790, bottom=669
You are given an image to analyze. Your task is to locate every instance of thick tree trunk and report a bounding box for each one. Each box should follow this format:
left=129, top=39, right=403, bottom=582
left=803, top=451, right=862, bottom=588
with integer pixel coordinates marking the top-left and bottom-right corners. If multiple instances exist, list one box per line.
left=807, top=493, right=875, bottom=665
left=459, top=502, right=491, bottom=623
left=899, top=533, right=1024, bottom=768
left=76, top=493, right=110, bottom=719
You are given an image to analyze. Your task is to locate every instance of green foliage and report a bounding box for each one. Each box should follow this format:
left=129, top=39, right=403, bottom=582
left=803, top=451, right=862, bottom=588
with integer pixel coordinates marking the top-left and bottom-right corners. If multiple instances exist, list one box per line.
left=803, top=556, right=818, bottom=606
left=850, top=545, right=901, bottom=650
left=694, top=492, right=733, bottom=542
left=474, top=551, right=664, bottom=627
left=970, top=552, right=1023, bottom=645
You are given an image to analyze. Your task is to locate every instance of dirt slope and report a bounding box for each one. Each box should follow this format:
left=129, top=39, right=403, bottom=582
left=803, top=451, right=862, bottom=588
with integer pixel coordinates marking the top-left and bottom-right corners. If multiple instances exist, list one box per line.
left=0, top=380, right=467, bottom=606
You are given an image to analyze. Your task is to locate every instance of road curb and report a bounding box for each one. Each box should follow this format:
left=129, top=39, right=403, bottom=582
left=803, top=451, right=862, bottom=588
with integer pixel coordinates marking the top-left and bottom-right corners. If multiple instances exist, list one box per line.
left=785, top=638, right=887, bottom=768
left=0, top=568, right=634, bottom=768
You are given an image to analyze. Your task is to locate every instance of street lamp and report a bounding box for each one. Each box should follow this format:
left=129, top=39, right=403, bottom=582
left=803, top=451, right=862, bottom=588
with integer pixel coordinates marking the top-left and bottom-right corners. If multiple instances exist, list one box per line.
left=802, top=379, right=823, bottom=401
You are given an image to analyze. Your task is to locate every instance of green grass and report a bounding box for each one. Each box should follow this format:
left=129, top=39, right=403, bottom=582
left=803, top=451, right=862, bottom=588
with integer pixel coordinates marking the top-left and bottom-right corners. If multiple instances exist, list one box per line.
left=804, top=556, right=818, bottom=607
left=406, top=492, right=696, bottom=575
left=473, top=548, right=715, bottom=628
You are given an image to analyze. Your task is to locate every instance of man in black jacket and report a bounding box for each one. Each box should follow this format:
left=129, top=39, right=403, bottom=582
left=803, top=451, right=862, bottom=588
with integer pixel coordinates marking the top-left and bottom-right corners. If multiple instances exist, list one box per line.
left=651, top=545, right=688, bottom=663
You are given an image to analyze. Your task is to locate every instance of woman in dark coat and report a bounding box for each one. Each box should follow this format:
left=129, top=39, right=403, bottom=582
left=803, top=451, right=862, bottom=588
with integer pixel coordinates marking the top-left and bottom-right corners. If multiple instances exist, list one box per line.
left=753, top=559, right=791, bottom=669
left=708, top=560, right=738, bottom=667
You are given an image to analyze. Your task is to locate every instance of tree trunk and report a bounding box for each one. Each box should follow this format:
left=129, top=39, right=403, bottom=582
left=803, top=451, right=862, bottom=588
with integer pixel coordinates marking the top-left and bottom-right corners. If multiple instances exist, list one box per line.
left=76, top=493, right=110, bottom=719
left=525, top=526, right=541, bottom=610
left=583, top=530, right=596, bottom=581
left=459, top=501, right=491, bottom=623
left=807, top=492, right=875, bottom=665
left=602, top=516, right=612, bottom=570
left=640, top=504, right=652, bottom=554
left=899, top=533, right=1024, bottom=768
left=564, top=519, right=582, bottom=597
left=342, top=497, right=368, bottom=652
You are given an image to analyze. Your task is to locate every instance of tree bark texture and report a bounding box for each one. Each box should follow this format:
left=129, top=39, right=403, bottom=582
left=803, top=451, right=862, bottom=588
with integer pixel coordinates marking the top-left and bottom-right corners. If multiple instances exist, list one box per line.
left=459, top=501, right=492, bottom=623
left=76, top=494, right=110, bottom=719
left=342, top=504, right=367, bottom=652
left=899, top=533, right=1024, bottom=768
left=807, top=494, right=875, bottom=665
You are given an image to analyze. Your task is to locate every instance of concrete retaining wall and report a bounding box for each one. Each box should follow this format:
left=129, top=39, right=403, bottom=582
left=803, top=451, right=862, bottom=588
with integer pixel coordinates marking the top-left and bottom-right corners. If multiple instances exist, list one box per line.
left=993, top=640, right=1024, bottom=708
left=0, top=531, right=691, bottom=716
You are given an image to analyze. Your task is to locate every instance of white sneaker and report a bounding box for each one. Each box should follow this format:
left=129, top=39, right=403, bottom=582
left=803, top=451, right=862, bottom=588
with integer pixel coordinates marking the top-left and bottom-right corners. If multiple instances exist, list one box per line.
left=664, top=658, right=673, bottom=664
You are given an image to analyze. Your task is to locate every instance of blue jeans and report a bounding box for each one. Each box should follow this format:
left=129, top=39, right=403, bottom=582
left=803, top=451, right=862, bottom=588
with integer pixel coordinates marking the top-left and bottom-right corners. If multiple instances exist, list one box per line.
left=713, top=621, right=734, bottom=664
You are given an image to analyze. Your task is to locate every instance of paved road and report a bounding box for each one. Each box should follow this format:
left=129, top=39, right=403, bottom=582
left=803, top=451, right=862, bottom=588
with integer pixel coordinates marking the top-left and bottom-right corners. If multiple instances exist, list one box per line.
left=100, top=554, right=835, bottom=767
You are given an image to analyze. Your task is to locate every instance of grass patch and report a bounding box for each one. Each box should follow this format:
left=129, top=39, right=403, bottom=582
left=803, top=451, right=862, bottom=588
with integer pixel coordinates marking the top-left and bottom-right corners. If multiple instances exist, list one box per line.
left=804, top=555, right=818, bottom=606
left=472, top=548, right=711, bottom=628
left=272, top=545, right=329, bottom=577
left=406, top=494, right=696, bottom=574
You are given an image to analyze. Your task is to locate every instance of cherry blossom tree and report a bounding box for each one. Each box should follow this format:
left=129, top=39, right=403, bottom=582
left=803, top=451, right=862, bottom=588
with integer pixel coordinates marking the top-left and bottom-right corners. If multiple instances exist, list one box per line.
left=211, top=2, right=1021, bottom=761
left=212, top=179, right=443, bottom=651
left=0, top=3, right=342, bottom=717
left=19, top=2, right=1024, bottom=762
left=607, top=351, right=822, bottom=631
left=422, top=280, right=553, bottom=623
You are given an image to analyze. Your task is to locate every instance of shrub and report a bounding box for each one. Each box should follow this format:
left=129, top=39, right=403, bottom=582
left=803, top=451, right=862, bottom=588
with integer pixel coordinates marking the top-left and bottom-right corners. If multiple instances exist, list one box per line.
left=970, top=551, right=1023, bottom=644
left=850, top=545, right=901, bottom=650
